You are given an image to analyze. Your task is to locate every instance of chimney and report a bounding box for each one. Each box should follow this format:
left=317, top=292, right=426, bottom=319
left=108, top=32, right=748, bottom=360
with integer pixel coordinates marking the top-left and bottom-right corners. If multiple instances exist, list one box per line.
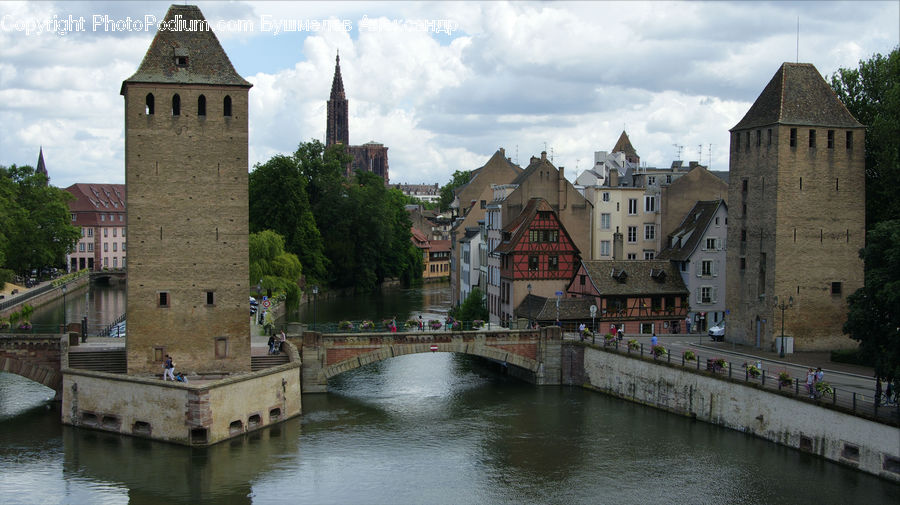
left=499, top=147, right=505, bottom=157
left=541, top=151, right=547, bottom=161
left=558, top=166, right=567, bottom=210
left=613, top=232, right=624, bottom=260
left=609, top=167, right=619, bottom=187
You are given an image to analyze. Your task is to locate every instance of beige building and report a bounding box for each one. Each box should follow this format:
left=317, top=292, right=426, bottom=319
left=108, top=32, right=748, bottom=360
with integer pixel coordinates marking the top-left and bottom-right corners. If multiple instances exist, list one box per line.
left=65, top=183, right=127, bottom=272
left=725, top=62, right=865, bottom=350
left=122, top=4, right=253, bottom=374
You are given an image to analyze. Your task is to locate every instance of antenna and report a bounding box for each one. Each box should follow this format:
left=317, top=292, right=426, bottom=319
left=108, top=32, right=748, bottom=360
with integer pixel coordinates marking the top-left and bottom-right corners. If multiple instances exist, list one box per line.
left=550, top=147, right=554, bottom=162
left=698, top=144, right=702, bottom=161
left=515, top=144, right=519, bottom=164
left=708, top=144, right=713, bottom=169
left=672, top=144, right=684, bottom=160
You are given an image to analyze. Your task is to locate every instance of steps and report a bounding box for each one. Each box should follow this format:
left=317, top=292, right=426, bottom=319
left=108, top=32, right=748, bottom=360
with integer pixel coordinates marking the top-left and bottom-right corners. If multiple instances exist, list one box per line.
left=251, top=353, right=289, bottom=371
left=68, top=349, right=126, bottom=374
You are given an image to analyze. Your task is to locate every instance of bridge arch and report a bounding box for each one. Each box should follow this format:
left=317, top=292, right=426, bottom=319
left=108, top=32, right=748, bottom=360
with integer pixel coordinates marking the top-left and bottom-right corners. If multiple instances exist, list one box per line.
left=1, top=335, right=64, bottom=394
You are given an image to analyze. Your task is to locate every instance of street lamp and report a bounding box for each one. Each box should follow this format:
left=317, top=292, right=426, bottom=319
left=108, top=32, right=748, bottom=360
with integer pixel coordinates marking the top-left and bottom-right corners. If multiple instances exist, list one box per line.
left=61, top=284, right=67, bottom=332
left=312, top=285, right=319, bottom=331
left=527, top=283, right=532, bottom=329
left=773, top=295, right=793, bottom=358
left=257, top=279, right=262, bottom=299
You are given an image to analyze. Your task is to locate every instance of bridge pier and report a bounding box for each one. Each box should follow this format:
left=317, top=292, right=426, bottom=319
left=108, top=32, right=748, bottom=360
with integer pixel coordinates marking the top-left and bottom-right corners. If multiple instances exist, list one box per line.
left=535, top=326, right=562, bottom=386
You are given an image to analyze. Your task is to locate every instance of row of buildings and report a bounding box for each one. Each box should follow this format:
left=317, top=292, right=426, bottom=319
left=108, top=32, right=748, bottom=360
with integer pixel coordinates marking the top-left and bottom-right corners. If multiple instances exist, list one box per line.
left=446, top=62, right=864, bottom=351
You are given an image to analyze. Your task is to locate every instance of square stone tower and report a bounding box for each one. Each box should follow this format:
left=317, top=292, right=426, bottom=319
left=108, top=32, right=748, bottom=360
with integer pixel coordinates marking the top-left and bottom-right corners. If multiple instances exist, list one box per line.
left=121, top=4, right=252, bottom=374
left=725, top=63, right=865, bottom=350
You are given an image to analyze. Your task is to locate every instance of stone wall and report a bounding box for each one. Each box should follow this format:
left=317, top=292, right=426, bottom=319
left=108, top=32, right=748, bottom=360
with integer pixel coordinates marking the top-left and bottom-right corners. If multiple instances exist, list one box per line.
left=565, top=342, right=900, bottom=482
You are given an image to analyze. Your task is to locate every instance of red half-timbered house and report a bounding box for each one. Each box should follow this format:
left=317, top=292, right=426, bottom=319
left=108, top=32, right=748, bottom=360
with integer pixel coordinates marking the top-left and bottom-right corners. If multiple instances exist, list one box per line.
left=493, top=198, right=581, bottom=325
left=566, top=260, right=689, bottom=334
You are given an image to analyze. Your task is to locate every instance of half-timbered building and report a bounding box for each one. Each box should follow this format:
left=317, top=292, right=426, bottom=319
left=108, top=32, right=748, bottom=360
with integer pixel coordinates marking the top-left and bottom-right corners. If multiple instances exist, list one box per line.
left=566, top=260, right=689, bottom=334
left=493, top=198, right=581, bottom=325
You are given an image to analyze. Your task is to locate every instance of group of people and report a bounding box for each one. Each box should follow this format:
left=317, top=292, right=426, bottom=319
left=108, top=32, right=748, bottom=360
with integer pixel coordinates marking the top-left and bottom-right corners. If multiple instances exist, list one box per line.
left=161, top=354, right=187, bottom=382
left=874, top=377, right=896, bottom=407
left=805, top=367, right=825, bottom=398
left=268, top=330, right=287, bottom=355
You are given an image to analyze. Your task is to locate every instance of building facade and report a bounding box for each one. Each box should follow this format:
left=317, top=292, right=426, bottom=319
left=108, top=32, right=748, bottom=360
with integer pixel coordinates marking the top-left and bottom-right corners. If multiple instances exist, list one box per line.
left=725, top=62, right=865, bottom=350
left=64, top=184, right=127, bottom=272
left=122, top=4, right=252, bottom=374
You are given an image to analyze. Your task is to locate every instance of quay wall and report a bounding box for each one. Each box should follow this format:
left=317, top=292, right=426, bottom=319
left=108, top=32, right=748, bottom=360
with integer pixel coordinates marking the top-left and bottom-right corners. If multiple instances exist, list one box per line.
left=562, top=343, right=900, bottom=482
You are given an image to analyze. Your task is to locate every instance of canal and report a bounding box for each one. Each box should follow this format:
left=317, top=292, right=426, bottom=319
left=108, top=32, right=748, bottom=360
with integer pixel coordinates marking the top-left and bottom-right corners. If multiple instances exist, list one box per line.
left=0, top=283, right=897, bottom=504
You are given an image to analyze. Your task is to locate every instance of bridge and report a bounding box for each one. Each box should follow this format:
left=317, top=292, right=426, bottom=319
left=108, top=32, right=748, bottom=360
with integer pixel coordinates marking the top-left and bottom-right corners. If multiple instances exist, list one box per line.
left=298, top=327, right=563, bottom=393
left=89, top=269, right=126, bottom=284
left=0, top=335, right=65, bottom=395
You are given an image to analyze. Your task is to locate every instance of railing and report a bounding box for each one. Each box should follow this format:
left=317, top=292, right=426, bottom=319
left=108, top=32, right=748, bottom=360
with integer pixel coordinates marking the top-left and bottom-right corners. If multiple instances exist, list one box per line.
left=296, top=318, right=494, bottom=334
left=100, top=313, right=126, bottom=337
left=0, top=270, right=89, bottom=312
left=590, top=337, right=900, bottom=427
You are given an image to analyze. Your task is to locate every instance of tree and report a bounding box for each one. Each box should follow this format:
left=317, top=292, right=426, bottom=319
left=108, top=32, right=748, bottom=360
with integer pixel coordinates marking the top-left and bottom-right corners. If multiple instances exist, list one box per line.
left=249, top=152, right=327, bottom=284
left=449, top=286, right=489, bottom=323
left=438, top=170, right=472, bottom=212
left=843, top=219, right=900, bottom=381
left=830, top=47, right=900, bottom=229
left=0, top=164, right=80, bottom=277
left=249, top=230, right=303, bottom=309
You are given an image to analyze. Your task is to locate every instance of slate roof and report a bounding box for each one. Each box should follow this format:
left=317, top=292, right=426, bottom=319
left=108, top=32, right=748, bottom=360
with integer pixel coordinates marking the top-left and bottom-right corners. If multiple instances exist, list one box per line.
left=612, top=130, right=639, bottom=159
left=581, top=260, right=688, bottom=296
left=732, top=62, right=862, bottom=130
left=122, top=5, right=251, bottom=90
left=657, top=200, right=725, bottom=261
left=459, top=227, right=480, bottom=243
left=709, top=171, right=730, bottom=184
left=515, top=295, right=595, bottom=321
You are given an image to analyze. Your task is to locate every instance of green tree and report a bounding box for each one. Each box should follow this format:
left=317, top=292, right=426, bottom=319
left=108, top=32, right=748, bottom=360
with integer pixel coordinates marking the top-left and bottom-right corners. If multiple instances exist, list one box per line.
left=830, top=47, right=900, bottom=228
left=449, top=286, right=489, bottom=323
left=249, top=230, right=303, bottom=309
left=438, top=170, right=472, bottom=212
left=249, top=153, right=327, bottom=284
left=843, top=219, right=900, bottom=381
left=0, top=164, right=80, bottom=277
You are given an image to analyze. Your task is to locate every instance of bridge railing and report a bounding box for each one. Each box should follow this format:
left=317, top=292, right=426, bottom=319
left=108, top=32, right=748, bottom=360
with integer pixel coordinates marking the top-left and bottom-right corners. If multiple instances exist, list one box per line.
left=590, top=337, right=900, bottom=427
left=299, top=318, right=498, bottom=334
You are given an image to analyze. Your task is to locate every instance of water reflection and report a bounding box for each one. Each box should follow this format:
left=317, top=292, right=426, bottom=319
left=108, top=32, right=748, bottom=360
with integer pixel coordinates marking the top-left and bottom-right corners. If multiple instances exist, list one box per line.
left=279, top=283, right=451, bottom=326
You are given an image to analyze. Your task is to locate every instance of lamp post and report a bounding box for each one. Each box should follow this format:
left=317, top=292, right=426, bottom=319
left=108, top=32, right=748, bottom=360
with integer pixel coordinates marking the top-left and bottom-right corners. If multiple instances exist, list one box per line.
left=257, top=279, right=262, bottom=299
left=312, top=285, right=319, bottom=331
left=773, top=295, right=793, bottom=358
left=527, top=283, right=532, bottom=328
left=61, top=284, right=67, bottom=332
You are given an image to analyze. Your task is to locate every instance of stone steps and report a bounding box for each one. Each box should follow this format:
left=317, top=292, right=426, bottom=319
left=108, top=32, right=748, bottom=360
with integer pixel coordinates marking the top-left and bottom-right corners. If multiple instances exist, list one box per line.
left=68, top=349, right=127, bottom=374
left=251, top=354, right=289, bottom=371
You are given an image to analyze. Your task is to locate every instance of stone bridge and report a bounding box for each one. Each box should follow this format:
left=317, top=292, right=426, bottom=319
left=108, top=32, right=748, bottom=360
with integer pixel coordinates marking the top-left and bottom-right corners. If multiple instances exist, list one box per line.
left=298, top=326, right=563, bottom=393
left=0, top=335, right=66, bottom=395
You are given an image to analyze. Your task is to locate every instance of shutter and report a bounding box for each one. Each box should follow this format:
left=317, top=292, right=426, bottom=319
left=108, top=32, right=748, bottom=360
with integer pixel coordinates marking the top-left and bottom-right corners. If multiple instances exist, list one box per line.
left=696, top=263, right=701, bottom=277
left=712, top=287, right=719, bottom=303
left=696, top=287, right=702, bottom=304
left=713, top=260, right=718, bottom=277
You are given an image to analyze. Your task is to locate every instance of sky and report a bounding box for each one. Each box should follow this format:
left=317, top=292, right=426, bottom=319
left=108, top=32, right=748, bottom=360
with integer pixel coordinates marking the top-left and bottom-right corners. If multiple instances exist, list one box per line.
left=1, top=1, right=897, bottom=190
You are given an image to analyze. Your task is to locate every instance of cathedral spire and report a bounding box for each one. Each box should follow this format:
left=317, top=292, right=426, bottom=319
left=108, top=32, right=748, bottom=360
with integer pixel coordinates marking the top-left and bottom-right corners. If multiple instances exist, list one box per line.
left=326, top=50, right=349, bottom=146
left=36, top=146, right=48, bottom=183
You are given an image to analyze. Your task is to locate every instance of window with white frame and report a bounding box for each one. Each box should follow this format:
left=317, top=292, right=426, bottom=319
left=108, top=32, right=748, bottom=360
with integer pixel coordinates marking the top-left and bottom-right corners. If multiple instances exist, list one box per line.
left=701, top=259, right=713, bottom=276
left=705, top=237, right=718, bottom=250
left=78, top=243, right=85, bottom=252
left=643, top=250, right=655, bottom=260
left=627, top=253, right=637, bottom=260
left=87, top=243, right=93, bottom=252
left=627, top=226, right=637, bottom=243
left=699, top=286, right=716, bottom=304
left=644, top=224, right=655, bottom=241
left=87, top=228, right=93, bottom=237
left=644, top=195, right=657, bottom=213
left=647, top=176, right=656, bottom=185
left=602, top=192, right=610, bottom=202
left=601, top=240, right=611, bottom=256
left=601, top=213, right=611, bottom=230
left=628, top=199, right=638, bottom=215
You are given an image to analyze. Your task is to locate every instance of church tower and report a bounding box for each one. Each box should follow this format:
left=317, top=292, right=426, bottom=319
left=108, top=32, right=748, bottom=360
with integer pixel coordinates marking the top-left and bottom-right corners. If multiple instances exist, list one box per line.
left=35, top=147, right=48, bottom=183
left=325, top=53, right=349, bottom=147
left=121, top=4, right=252, bottom=375
left=725, top=62, right=865, bottom=351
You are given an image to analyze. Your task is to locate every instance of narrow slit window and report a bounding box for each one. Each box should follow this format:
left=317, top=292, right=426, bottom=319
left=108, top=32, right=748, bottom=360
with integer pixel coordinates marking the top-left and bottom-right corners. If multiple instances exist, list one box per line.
left=158, top=292, right=169, bottom=308
left=223, top=95, right=232, bottom=117
left=172, top=94, right=181, bottom=116
left=790, top=128, right=797, bottom=147
left=827, top=130, right=834, bottom=148
left=808, top=129, right=816, bottom=148
left=145, top=93, right=155, bottom=115
left=198, top=95, right=206, bottom=116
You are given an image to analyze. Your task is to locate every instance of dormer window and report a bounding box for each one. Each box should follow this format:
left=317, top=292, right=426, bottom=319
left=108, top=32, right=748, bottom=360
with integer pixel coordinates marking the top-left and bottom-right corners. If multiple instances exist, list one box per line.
left=174, top=48, right=189, bottom=68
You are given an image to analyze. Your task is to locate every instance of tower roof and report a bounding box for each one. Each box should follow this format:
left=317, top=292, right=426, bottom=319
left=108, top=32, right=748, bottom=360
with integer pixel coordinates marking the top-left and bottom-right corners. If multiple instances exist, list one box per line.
left=612, top=131, right=639, bottom=159
left=330, top=52, right=346, bottom=101
left=732, top=62, right=863, bottom=130
left=121, top=4, right=250, bottom=92
left=36, top=147, right=47, bottom=178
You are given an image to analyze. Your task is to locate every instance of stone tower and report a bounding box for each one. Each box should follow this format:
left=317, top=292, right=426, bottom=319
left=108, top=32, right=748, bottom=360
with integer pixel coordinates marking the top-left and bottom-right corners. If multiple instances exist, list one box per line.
left=725, top=62, right=865, bottom=351
left=325, top=53, right=348, bottom=147
left=612, top=130, right=640, bottom=165
left=121, top=4, right=252, bottom=375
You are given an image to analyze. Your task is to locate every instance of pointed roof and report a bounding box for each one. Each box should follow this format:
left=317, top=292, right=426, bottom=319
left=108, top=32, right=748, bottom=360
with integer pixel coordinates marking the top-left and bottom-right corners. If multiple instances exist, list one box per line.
left=35, top=147, right=47, bottom=178
left=612, top=131, right=639, bottom=160
left=493, top=197, right=580, bottom=256
left=330, top=52, right=346, bottom=100
left=121, top=5, right=251, bottom=92
left=732, top=62, right=862, bottom=130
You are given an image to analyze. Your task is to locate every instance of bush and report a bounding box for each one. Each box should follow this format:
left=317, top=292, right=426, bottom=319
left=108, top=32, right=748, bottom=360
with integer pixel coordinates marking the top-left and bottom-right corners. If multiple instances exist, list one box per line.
left=830, top=349, right=872, bottom=366
left=604, top=333, right=616, bottom=345
left=815, top=381, right=834, bottom=395
left=683, top=350, right=696, bottom=361
left=627, top=339, right=639, bottom=350
left=652, top=345, right=667, bottom=358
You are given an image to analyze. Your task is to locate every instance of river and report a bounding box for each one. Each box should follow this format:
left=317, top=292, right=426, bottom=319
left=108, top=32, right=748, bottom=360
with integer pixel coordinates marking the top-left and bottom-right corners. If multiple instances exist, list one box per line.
left=0, top=283, right=897, bottom=504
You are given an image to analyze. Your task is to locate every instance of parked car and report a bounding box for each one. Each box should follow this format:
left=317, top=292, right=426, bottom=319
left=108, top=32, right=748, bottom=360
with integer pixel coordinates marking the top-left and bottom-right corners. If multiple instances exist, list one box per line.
left=708, top=321, right=726, bottom=341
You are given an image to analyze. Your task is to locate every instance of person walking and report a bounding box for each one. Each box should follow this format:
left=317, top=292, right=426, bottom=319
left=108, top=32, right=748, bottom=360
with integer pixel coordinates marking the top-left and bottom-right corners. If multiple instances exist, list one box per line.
left=163, top=355, right=175, bottom=381
left=814, top=367, right=825, bottom=398
left=651, top=333, right=658, bottom=347
left=806, top=368, right=815, bottom=398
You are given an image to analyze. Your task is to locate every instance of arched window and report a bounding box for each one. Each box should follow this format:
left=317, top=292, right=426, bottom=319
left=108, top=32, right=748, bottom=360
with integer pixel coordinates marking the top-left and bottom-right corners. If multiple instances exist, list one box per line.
left=223, top=95, right=232, bottom=117
left=145, top=93, right=155, bottom=115
left=172, top=94, right=181, bottom=116
left=197, top=95, right=206, bottom=116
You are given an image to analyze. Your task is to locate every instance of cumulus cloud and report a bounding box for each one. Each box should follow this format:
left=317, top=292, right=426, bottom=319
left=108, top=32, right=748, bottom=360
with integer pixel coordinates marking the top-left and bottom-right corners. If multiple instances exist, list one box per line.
left=0, top=0, right=897, bottom=189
